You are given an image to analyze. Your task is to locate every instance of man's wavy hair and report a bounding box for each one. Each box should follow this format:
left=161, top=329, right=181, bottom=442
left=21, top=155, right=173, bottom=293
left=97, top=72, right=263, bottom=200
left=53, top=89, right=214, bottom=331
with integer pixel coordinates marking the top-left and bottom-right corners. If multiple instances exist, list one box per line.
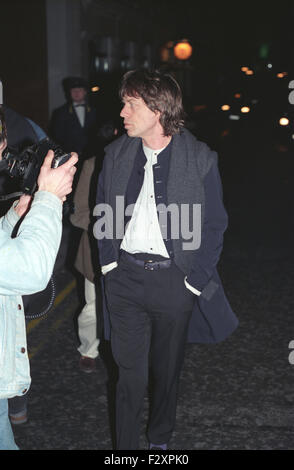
left=119, top=69, right=185, bottom=136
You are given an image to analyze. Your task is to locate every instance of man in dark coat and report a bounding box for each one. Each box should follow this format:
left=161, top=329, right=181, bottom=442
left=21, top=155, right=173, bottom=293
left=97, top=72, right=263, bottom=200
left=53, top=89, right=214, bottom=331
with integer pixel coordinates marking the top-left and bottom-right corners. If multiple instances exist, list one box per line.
left=50, top=77, right=97, bottom=162
left=95, top=70, right=238, bottom=450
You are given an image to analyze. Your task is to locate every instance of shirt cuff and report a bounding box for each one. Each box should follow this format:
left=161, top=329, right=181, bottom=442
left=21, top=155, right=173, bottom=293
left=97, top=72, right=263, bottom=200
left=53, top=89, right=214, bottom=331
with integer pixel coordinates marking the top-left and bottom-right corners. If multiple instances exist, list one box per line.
left=184, top=276, right=201, bottom=296
left=101, top=261, right=118, bottom=275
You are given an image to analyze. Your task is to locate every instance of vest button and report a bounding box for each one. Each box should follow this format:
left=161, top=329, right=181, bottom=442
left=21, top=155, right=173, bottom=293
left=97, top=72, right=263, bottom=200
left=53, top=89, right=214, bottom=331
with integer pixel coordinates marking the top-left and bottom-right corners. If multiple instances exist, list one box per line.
left=21, top=347, right=26, bottom=354
left=18, top=304, right=22, bottom=310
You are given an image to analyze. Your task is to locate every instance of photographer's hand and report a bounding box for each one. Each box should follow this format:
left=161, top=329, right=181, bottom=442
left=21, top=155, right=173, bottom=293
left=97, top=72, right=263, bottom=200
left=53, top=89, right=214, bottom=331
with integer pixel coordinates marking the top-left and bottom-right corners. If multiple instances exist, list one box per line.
left=37, top=150, right=78, bottom=201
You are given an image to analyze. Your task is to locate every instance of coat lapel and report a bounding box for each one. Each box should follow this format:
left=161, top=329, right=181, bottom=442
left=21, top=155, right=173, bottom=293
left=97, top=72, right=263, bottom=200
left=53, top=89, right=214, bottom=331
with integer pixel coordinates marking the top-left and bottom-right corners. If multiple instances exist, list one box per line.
left=109, top=136, right=141, bottom=240
left=167, top=131, right=189, bottom=205
left=83, top=106, right=92, bottom=129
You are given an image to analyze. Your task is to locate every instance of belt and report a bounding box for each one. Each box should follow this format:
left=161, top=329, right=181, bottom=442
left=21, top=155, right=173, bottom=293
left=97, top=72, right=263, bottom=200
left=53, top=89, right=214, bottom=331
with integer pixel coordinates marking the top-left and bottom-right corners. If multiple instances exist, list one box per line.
left=122, top=252, right=172, bottom=271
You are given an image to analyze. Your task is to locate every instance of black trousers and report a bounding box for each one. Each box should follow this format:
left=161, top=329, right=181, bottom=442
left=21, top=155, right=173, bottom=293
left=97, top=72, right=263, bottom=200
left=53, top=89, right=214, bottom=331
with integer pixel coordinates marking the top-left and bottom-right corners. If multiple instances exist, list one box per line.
left=105, top=251, right=194, bottom=450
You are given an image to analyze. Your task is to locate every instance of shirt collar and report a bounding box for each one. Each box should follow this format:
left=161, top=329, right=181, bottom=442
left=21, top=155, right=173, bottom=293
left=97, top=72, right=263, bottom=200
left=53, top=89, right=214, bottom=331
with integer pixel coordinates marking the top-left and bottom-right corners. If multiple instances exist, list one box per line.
left=143, top=144, right=165, bottom=161
left=142, top=137, right=172, bottom=162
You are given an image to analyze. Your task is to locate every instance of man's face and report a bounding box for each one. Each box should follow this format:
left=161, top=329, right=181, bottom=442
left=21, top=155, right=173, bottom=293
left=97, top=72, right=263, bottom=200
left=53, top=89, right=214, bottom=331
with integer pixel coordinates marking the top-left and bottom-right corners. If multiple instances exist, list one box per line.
left=120, top=95, right=160, bottom=141
left=70, top=87, right=87, bottom=103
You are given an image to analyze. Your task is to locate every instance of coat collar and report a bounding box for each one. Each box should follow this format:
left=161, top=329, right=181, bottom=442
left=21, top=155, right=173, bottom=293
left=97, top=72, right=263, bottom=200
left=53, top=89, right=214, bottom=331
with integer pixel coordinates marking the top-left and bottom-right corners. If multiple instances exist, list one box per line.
left=109, top=128, right=198, bottom=202
left=110, top=136, right=141, bottom=198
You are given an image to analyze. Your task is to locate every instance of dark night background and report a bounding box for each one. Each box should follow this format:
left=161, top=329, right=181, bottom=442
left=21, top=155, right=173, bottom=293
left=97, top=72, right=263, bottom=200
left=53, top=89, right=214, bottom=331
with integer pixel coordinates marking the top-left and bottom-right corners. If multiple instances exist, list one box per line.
left=1, top=0, right=294, bottom=451
left=0, top=0, right=293, bottom=128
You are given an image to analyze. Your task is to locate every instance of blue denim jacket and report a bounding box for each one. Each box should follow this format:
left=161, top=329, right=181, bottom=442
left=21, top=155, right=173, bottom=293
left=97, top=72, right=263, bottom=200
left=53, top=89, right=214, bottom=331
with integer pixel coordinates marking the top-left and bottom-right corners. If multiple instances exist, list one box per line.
left=0, top=191, right=62, bottom=399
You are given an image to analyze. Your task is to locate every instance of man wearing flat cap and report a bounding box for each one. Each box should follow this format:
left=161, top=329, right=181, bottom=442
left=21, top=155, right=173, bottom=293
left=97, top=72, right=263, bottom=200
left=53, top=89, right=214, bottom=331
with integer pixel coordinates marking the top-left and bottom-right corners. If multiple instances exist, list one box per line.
left=50, top=77, right=98, bottom=162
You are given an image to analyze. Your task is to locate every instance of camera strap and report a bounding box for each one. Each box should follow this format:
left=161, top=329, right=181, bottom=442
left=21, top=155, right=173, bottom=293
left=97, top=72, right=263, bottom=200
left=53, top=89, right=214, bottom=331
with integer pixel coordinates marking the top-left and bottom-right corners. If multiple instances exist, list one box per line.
left=0, top=191, right=23, bottom=201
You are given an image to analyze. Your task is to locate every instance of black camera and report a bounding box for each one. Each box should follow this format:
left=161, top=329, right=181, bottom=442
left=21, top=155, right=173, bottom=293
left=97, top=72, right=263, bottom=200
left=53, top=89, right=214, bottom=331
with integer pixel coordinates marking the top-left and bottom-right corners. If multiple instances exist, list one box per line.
left=1, top=137, right=71, bottom=195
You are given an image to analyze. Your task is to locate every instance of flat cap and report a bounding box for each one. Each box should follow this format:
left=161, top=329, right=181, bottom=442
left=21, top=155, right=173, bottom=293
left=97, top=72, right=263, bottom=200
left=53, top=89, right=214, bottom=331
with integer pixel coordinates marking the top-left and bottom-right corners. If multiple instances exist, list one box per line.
left=66, top=76, right=88, bottom=90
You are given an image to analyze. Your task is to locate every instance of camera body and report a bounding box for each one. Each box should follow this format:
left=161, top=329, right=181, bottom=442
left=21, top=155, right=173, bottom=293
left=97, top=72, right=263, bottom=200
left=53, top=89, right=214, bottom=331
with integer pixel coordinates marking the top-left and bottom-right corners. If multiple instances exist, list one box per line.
left=1, top=137, right=71, bottom=194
